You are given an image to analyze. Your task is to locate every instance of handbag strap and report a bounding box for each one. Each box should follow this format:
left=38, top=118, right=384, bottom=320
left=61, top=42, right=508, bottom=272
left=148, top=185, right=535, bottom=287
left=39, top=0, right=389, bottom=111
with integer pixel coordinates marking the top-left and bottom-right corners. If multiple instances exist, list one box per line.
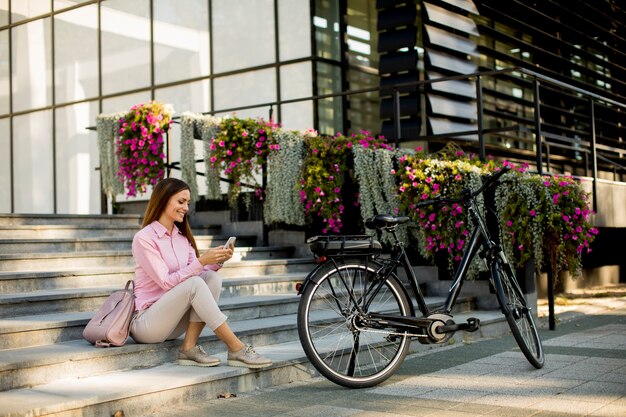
left=124, top=280, right=135, bottom=292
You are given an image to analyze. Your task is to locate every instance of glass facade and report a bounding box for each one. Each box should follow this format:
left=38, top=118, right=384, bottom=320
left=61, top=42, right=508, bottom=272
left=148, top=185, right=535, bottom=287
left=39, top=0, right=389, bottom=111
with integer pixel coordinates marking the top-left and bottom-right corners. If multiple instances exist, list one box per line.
left=1, top=0, right=623, bottom=213
left=0, top=0, right=319, bottom=214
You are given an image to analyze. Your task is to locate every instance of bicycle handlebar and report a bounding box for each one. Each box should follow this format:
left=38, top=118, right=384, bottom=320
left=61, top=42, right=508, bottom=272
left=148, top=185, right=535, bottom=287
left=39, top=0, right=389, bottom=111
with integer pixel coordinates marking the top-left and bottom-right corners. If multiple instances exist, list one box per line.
left=415, top=166, right=511, bottom=209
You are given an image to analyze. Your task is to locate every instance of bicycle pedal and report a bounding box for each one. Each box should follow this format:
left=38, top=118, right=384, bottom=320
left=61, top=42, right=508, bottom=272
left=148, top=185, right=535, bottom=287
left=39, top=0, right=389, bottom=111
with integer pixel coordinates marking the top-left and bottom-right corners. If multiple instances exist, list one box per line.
left=439, top=317, right=480, bottom=333
left=465, top=317, right=480, bottom=332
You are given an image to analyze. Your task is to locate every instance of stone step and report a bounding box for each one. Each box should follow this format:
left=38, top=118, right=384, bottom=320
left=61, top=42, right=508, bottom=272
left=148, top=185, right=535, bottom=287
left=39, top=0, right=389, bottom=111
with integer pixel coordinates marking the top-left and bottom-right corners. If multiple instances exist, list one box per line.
left=0, top=267, right=136, bottom=293
left=0, top=296, right=488, bottom=391
left=0, top=290, right=474, bottom=351
left=0, top=213, right=142, bottom=227
left=0, top=291, right=313, bottom=350
left=0, top=251, right=313, bottom=273
left=0, top=274, right=308, bottom=320
left=0, top=235, right=260, bottom=254
left=0, top=309, right=509, bottom=415
left=0, top=225, right=140, bottom=239
left=0, top=268, right=306, bottom=296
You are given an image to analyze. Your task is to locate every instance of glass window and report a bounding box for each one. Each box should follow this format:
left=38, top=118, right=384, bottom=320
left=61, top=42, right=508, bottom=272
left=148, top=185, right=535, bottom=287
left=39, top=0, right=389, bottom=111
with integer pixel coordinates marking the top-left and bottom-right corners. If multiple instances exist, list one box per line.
left=155, top=79, right=211, bottom=116
left=314, top=0, right=341, bottom=60
left=13, top=110, right=54, bottom=213
left=278, top=0, right=311, bottom=61
left=55, top=101, right=100, bottom=214
left=280, top=62, right=314, bottom=131
left=0, top=30, right=8, bottom=115
left=11, top=0, right=50, bottom=23
left=154, top=0, right=209, bottom=84
left=281, top=102, right=314, bottom=131
left=212, top=0, right=275, bottom=73
left=101, top=0, right=150, bottom=95
left=0, top=117, right=10, bottom=212
left=346, top=0, right=378, bottom=69
left=280, top=62, right=312, bottom=101
left=316, top=62, right=343, bottom=135
left=213, top=68, right=276, bottom=112
left=12, top=18, right=52, bottom=112
left=54, top=0, right=92, bottom=12
left=54, top=5, right=98, bottom=104
left=101, top=91, right=151, bottom=114
left=0, top=1, right=8, bottom=27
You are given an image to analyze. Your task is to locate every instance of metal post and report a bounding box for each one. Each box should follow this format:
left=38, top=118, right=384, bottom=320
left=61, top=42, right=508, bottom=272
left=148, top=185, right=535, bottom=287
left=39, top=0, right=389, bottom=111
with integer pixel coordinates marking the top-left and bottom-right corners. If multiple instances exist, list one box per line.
left=533, top=79, right=543, bottom=175
left=393, top=88, right=401, bottom=148
left=547, top=264, right=556, bottom=330
left=589, top=99, right=598, bottom=213
left=476, top=75, right=485, bottom=161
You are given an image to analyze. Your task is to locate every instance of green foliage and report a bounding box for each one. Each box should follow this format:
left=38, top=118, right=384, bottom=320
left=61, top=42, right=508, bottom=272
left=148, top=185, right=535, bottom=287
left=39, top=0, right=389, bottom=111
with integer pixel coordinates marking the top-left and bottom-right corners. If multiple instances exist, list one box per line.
left=208, top=115, right=279, bottom=206
left=116, top=101, right=172, bottom=197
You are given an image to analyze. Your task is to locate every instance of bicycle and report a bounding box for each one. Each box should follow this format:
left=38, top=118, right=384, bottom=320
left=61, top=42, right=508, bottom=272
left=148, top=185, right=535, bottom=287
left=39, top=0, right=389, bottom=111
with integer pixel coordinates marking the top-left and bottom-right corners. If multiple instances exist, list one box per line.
left=296, top=166, right=544, bottom=388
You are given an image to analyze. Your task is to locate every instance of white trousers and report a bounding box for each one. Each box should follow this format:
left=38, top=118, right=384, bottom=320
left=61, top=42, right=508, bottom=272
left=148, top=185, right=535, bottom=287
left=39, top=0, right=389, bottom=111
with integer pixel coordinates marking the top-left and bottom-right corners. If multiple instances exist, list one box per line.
left=130, top=270, right=227, bottom=344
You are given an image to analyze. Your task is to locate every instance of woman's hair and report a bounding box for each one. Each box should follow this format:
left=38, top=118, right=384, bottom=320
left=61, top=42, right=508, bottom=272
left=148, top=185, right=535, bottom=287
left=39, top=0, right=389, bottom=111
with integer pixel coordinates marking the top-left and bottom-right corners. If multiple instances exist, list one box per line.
left=142, top=178, right=199, bottom=257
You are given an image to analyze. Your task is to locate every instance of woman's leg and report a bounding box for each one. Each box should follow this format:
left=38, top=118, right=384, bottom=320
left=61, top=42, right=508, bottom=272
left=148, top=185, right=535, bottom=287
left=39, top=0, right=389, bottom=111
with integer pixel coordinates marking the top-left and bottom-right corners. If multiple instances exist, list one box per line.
left=131, top=276, right=228, bottom=344
left=179, top=270, right=225, bottom=350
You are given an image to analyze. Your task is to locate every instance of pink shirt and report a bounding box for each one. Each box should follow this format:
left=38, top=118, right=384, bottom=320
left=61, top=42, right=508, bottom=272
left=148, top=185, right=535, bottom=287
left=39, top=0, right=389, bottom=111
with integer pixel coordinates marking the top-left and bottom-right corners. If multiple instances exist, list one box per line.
left=132, top=220, right=219, bottom=311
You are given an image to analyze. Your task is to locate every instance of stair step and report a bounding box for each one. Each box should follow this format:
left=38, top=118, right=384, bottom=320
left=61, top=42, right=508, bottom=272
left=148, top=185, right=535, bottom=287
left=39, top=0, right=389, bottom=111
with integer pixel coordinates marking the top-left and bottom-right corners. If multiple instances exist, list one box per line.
left=0, top=297, right=485, bottom=390
left=0, top=251, right=314, bottom=273
left=0, top=213, right=141, bottom=227
left=0, top=309, right=508, bottom=416
left=0, top=294, right=478, bottom=351
left=0, top=225, right=139, bottom=239
left=0, top=292, right=312, bottom=350
left=0, top=235, right=264, bottom=254
left=0, top=267, right=135, bottom=293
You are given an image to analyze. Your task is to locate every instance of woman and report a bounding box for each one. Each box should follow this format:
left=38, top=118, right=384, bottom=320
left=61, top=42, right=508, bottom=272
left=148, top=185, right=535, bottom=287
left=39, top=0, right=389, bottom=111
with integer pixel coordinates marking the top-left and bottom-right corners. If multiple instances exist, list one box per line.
left=130, top=178, right=271, bottom=369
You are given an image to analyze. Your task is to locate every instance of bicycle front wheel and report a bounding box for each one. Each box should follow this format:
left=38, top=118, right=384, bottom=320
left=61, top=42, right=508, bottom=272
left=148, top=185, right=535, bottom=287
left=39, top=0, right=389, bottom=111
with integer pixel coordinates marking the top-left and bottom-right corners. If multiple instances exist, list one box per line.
left=493, top=260, right=545, bottom=368
left=297, top=259, right=413, bottom=388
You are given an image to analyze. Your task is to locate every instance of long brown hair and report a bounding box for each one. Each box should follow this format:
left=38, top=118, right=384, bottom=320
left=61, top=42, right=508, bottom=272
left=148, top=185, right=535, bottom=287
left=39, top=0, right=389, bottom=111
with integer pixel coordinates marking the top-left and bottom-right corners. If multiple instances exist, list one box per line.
left=141, top=178, right=199, bottom=257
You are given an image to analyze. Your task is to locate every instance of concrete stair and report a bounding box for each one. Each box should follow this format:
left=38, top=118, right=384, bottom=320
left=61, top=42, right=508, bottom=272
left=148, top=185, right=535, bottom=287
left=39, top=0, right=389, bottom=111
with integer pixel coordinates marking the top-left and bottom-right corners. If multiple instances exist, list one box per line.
left=0, top=214, right=510, bottom=417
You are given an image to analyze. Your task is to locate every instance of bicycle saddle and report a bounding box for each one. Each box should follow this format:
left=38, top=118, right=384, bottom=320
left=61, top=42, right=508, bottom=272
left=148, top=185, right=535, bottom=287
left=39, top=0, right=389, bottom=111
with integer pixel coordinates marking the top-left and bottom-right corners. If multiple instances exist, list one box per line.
left=365, top=214, right=410, bottom=230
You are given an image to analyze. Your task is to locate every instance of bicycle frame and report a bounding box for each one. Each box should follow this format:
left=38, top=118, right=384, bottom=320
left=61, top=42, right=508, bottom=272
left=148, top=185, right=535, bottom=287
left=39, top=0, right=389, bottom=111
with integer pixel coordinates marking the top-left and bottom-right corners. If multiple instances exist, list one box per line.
left=384, top=195, right=498, bottom=322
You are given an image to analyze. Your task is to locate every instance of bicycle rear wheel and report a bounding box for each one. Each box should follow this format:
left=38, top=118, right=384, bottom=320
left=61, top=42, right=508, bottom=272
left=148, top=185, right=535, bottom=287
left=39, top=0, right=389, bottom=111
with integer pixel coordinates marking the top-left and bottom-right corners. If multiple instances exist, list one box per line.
left=493, top=260, right=545, bottom=368
left=297, top=259, right=413, bottom=388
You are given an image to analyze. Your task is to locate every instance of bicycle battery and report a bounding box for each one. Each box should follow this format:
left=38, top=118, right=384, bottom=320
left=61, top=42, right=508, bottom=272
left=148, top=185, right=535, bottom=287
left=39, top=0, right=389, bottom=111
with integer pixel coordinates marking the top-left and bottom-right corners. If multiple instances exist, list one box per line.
left=307, top=235, right=382, bottom=257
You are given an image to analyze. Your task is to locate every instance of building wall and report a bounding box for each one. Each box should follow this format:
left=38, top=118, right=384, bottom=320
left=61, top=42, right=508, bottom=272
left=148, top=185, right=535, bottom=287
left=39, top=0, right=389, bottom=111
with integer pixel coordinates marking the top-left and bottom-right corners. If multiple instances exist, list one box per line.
left=0, top=0, right=315, bottom=214
left=1, top=0, right=624, bottom=214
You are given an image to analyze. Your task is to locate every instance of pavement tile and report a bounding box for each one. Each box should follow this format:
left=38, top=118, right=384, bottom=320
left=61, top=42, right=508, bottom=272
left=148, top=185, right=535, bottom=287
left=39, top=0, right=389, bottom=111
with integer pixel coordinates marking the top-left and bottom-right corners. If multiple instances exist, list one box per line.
left=280, top=404, right=359, bottom=417
left=471, top=392, right=545, bottom=409
left=555, top=380, right=626, bottom=404
left=590, top=402, right=626, bottom=417
left=532, top=397, right=606, bottom=415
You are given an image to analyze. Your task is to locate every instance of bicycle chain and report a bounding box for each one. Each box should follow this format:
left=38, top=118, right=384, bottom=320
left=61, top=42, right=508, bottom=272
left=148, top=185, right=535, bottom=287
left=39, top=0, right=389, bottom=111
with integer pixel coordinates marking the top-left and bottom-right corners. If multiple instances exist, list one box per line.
left=352, top=321, right=428, bottom=338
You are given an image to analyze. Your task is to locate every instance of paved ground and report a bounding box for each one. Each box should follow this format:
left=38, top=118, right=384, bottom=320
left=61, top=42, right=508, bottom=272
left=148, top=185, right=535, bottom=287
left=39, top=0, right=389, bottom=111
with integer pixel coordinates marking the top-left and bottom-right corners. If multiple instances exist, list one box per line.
left=153, top=286, right=626, bottom=417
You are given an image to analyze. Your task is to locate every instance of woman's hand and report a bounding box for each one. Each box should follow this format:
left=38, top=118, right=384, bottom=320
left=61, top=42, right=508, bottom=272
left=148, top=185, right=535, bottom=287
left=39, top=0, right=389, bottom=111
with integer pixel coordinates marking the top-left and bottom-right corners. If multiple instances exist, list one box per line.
left=198, top=246, right=234, bottom=266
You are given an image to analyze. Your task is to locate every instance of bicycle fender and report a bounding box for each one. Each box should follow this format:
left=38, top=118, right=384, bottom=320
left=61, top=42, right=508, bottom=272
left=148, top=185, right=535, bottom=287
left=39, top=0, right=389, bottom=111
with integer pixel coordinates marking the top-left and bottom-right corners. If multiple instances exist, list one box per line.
left=297, top=262, right=330, bottom=295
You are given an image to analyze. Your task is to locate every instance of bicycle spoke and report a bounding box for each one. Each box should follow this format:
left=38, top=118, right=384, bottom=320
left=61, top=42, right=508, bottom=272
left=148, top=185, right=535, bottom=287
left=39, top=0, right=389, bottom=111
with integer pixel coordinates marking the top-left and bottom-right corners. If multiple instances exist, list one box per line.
left=298, top=260, right=412, bottom=388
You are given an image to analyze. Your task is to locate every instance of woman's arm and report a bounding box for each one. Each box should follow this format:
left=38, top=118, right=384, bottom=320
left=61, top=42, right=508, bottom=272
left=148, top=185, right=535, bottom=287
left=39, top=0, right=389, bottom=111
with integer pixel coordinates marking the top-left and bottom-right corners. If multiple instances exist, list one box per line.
left=132, top=234, right=204, bottom=290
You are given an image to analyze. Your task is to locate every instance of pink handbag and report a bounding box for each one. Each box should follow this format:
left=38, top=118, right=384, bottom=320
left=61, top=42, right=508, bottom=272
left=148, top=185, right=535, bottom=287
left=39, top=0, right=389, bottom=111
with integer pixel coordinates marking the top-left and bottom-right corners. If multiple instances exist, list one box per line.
left=83, top=280, right=135, bottom=347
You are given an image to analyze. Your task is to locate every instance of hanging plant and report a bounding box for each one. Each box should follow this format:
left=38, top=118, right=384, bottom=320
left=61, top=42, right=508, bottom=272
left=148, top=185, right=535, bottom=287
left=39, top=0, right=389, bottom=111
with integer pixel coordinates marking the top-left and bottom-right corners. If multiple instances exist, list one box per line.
left=96, top=112, right=125, bottom=199
left=264, top=129, right=306, bottom=226
left=199, top=115, right=222, bottom=200
left=180, top=112, right=205, bottom=202
left=300, top=130, right=389, bottom=234
left=208, top=115, right=279, bottom=206
left=395, top=154, right=485, bottom=274
left=116, top=101, right=173, bottom=197
left=496, top=167, right=598, bottom=277
left=353, top=144, right=409, bottom=244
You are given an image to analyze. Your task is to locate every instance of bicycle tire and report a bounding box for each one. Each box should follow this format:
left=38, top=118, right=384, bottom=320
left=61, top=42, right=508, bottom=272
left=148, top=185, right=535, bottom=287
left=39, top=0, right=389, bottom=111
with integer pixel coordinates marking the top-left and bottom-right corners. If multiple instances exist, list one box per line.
left=297, top=258, right=413, bottom=388
left=493, top=260, right=545, bottom=368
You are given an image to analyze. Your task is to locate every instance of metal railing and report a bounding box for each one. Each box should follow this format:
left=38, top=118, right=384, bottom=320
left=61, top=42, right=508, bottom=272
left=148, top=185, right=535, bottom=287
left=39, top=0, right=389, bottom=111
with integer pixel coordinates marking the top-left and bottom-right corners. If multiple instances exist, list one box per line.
left=156, top=66, right=625, bottom=216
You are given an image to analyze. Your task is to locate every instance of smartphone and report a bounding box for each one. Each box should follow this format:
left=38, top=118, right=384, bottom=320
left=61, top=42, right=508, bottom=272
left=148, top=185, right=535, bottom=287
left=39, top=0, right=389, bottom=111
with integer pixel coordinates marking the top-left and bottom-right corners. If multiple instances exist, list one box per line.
left=225, top=236, right=236, bottom=249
